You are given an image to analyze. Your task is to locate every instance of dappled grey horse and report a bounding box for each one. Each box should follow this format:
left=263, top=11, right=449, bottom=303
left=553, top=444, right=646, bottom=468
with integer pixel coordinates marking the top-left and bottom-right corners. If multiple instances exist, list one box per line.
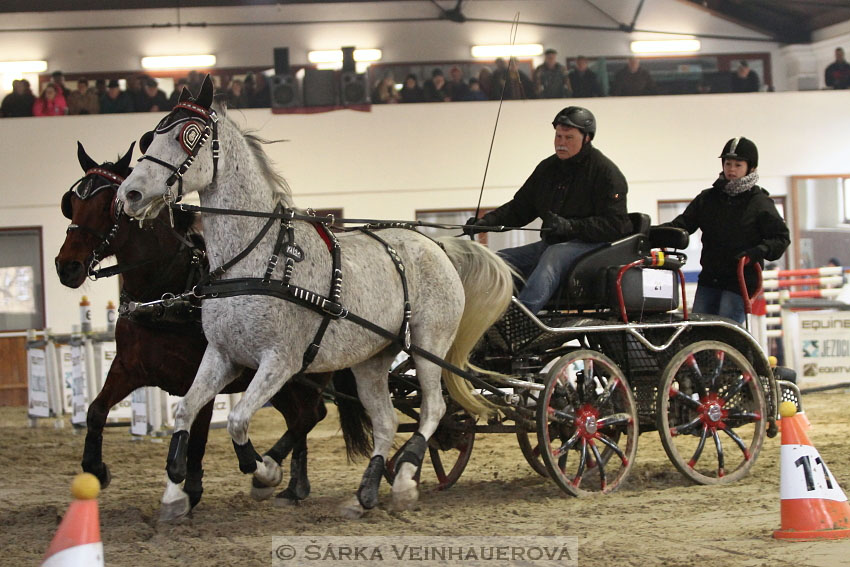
left=118, top=76, right=514, bottom=520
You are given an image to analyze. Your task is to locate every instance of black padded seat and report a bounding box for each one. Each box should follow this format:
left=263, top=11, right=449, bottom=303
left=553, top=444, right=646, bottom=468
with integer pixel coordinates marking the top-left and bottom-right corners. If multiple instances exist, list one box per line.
left=649, top=226, right=689, bottom=250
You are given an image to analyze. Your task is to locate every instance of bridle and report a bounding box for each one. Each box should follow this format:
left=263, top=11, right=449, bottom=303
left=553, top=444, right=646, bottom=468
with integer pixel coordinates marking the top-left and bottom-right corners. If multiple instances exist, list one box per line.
left=137, top=101, right=220, bottom=210
left=62, top=167, right=127, bottom=279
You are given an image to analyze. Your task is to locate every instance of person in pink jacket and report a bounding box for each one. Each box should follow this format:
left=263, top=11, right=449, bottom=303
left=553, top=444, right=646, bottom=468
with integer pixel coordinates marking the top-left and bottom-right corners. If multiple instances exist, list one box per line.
left=32, top=82, right=67, bottom=116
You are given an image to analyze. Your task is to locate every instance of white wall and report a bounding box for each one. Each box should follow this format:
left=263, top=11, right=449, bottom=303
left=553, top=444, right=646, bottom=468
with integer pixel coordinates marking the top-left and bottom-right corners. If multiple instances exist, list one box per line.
left=0, top=0, right=784, bottom=93
left=1, top=89, right=849, bottom=332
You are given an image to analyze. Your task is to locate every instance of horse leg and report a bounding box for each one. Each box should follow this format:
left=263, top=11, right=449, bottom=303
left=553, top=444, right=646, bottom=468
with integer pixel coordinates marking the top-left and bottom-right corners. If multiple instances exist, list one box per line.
left=160, top=347, right=240, bottom=522
left=340, top=351, right=399, bottom=519
left=391, top=353, right=447, bottom=512
left=183, top=399, right=214, bottom=509
left=227, top=355, right=297, bottom=478
left=248, top=378, right=320, bottom=502
left=82, top=358, right=135, bottom=488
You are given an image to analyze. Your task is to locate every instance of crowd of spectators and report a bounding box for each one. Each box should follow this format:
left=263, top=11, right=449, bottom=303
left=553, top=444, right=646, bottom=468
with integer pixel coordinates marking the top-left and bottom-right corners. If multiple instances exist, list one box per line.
left=2, top=47, right=847, bottom=118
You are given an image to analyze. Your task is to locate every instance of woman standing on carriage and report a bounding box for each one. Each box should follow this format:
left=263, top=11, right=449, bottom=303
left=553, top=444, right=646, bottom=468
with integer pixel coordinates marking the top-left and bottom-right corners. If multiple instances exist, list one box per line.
left=663, top=137, right=790, bottom=324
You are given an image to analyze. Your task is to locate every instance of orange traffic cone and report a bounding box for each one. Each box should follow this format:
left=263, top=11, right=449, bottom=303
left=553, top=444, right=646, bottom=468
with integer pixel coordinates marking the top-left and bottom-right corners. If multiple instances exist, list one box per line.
left=41, top=473, right=104, bottom=566
left=773, top=401, right=850, bottom=540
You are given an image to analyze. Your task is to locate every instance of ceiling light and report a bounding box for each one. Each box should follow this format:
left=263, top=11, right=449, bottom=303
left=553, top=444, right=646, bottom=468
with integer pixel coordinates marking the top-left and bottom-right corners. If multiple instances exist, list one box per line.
left=307, top=49, right=383, bottom=64
left=630, top=40, right=701, bottom=54
left=0, top=60, right=48, bottom=73
left=470, top=44, right=544, bottom=58
left=141, top=55, right=217, bottom=70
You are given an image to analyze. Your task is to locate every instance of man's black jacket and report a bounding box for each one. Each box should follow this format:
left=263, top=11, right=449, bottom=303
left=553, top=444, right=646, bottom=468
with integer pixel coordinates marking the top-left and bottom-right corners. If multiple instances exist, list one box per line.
left=481, top=143, right=631, bottom=243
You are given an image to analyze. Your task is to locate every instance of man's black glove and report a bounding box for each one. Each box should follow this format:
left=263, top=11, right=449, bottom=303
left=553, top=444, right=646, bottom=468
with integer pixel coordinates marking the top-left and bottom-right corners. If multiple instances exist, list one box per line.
left=463, top=216, right=491, bottom=236
left=542, top=211, right=575, bottom=244
left=736, top=246, right=765, bottom=263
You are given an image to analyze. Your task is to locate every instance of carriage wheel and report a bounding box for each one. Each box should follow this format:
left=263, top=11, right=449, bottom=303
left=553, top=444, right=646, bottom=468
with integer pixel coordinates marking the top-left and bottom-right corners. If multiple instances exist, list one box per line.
left=384, top=402, right=475, bottom=491
left=657, top=340, right=766, bottom=485
left=515, top=391, right=549, bottom=478
left=536, top=350, right=638, bottom=496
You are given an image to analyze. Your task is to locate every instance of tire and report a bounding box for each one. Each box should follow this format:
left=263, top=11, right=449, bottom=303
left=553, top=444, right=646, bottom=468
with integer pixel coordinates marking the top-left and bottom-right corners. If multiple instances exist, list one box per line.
left=656, top=340, right=767, bottom=485
left=536, top=350, right=638, bottom=496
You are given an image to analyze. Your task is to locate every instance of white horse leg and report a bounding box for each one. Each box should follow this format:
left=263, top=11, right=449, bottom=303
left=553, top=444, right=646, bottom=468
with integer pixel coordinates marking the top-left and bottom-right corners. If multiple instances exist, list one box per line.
left=227, top=354, right=295, bottom=477
left=159, top=347, right=240, bottom=522
left=339, top=350, right=398, bottom=519
left=391, top=354, right=447, bottom=512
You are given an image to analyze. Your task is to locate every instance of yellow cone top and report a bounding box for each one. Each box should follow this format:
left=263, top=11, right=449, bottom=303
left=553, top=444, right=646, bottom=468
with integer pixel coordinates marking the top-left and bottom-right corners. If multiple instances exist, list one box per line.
left=71, top=473, right=101, bottom=500
left=779, top=401, right=798, bottom=419
left=768, top=355, right=777, bottom=367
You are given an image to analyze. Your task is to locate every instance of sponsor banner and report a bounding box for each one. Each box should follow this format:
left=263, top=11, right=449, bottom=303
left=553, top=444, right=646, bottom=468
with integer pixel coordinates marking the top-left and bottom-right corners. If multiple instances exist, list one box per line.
left=796, top=311, right=850, bottom=387
left=27, top=347, right=50, bottom=418
left=130, top=387, right=149, bottom=436
left=98, top=341, right=132, bottom=421
left=70, top=343, right=88, bottom=426
left=163, top=393, right=230, bottom=429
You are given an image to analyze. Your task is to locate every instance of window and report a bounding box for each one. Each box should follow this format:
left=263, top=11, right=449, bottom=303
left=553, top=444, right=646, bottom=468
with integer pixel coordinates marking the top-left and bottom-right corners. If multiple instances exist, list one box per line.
left=0, top=227, right=45, bottom=331
left=415, top=208, right=541, bottom=253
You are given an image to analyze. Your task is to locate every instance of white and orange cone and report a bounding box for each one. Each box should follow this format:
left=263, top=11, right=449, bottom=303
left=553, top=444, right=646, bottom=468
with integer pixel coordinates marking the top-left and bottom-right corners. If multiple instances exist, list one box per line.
left=773, top=401, right=850, bottom=540
left=41, top=473, right=104, bottom=566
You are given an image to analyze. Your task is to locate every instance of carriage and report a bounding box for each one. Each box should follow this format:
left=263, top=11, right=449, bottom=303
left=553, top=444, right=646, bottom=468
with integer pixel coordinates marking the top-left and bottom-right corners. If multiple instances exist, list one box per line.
left=384, top=212, right=801, bottom=496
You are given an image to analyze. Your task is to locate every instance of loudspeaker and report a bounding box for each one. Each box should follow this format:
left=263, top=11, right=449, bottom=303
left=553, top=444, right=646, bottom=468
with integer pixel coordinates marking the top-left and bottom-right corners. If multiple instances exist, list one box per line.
left=303, top=69, right=337, bottom=106
left=270, top=74, right=299, bottom=108
left=341, top=46, right=356, bottom=73
left=273, top=47, right=290, bottom=75
left=340, top=72, right=369, bottom=105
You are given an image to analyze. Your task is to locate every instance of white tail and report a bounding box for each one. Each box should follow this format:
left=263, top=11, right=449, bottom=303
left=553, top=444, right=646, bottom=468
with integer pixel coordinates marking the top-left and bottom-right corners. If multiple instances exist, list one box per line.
left=437, top=237, right=515, bottom=419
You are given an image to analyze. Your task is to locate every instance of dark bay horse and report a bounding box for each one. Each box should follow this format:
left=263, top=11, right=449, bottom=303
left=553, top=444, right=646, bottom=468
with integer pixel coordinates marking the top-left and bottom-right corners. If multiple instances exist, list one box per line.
left=55, top=142, right=371, bottom=516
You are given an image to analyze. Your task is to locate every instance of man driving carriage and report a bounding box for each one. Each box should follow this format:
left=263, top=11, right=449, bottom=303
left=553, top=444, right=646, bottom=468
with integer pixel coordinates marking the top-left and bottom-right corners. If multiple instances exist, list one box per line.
left=464, top=106, right=632, bottom=313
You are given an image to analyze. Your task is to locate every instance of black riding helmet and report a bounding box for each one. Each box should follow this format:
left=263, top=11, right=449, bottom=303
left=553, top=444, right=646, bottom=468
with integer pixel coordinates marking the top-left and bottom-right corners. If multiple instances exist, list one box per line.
left=719, top=137, right=758, bottom=170
left=552, top=106, right=596, bottom=140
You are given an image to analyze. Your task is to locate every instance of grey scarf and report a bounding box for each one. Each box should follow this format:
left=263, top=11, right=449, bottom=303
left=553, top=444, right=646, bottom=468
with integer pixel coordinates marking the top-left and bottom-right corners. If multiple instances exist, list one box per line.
left=721, top=170, right=759, bottom=196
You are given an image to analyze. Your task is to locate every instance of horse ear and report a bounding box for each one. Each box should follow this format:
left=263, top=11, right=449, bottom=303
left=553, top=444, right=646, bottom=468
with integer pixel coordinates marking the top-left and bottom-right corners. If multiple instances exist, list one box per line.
left=197, top=74, right=214, bottom=108
left=116, top=142, right=135, bottom=174
left=77, top=141, right=98, bottom=172
left=178, top=87, right=192, bottom=103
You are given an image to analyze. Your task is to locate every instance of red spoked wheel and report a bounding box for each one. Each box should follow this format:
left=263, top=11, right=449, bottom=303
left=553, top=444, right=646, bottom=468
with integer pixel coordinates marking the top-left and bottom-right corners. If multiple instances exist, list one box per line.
left=536, top=350, right=638, bottom=496
left=656, top=340, right=766, bottom=484
left=515, top=390, right=549, bottom=478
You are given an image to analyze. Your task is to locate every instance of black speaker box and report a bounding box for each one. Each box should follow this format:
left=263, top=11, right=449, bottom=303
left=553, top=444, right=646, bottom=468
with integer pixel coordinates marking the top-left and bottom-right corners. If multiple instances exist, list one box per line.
left=303, top=69, right=337, bottom=106
left=340, top=72, right=369, bottom=105
left=270, top=74, right=299, bottom=108
left=341, top=46, right=356, bottom=73
left=274, top=47, right=290, bottom=75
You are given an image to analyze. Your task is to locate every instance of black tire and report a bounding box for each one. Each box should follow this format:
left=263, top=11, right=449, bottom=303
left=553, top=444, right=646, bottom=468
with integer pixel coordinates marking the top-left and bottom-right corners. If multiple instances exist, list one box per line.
left=656, top=340, right=767, bottom=484
left=536, top=350, right=638, bottom=496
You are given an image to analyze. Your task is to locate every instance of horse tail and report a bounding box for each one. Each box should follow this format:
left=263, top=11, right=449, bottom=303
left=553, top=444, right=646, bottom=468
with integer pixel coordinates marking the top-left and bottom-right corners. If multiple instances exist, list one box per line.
left=437, top=237, right=515, bottom=419
left=332, top=368, right=373, bottom=461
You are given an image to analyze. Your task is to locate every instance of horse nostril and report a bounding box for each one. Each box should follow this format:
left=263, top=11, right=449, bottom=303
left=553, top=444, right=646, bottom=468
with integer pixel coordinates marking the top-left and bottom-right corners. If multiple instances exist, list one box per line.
left=126, top=190, right=142, bottom=203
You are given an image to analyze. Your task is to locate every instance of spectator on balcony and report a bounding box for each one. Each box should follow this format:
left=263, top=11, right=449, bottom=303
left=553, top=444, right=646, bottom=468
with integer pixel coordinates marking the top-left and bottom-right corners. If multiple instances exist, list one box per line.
left=246, top=73, right=270, bottom=108
left=731, top=60, right=760, bottom=93
left=612, top=57, right=656, bottom=96
left=447, top=66, right=471, bottom=101
left=32, top=82, right=67, bottom=116
left=423, top=68, right=450, bottom=102
left=224, top=78, right=250, bottom=109
left=99, top=79, right=134, bottom=114
left=94, top=78, right=107, bottom=98
left=825, top=47, right=850, bottom=89
left=534, top=48, right=569, bottom=98
left=466, top=78, right=489, bottom=101
left=372, top=72, right=401, bottom=104
left=492, top=58, right=535, bottom=100
left=126, top=75, right=146, bottom=111
left=137, top=77, right=171, bottom=112
left=1, top=79, right=35, bottom=118
left=50, top=70, right=69, bottom=99
left=399, top=73, right=425, bottom=103
left=67, top=78, right=100, bottom=115
left=568, top=56, right=602, bottom=98
left=477, top=67, right=493, bottom=99
left=168, top=77, right=190, bottom=108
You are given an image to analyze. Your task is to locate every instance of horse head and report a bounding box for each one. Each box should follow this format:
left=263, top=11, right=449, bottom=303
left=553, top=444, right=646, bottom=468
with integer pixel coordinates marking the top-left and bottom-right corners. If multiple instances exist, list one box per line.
left=55, top=141, right=135, bottom=287
left=120, top=75, right=218, bottom=220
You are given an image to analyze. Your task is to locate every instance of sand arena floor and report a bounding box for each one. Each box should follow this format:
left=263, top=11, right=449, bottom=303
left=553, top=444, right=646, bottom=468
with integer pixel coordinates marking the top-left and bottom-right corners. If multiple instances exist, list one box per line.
left=2, top=391, right=849, bottom=567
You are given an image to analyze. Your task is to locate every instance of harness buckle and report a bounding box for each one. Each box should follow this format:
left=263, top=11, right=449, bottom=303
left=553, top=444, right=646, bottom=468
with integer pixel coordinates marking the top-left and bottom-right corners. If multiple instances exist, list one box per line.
left=321, top=300, right=347, bottom=319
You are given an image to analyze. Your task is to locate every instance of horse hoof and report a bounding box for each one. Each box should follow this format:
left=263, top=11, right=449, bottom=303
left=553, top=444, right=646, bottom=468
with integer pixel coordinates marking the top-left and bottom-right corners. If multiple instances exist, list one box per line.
left=159, top=481, right=191, bottom=522
left=253, top=455, right=283, bottom=487
left=273, top=487, right=302, bottom=507
left=339, top=496, right=367, bottom=519
left=251, top=484, right=276, bottom=501
left=98, top=464, right=112, bottom=489
left=390, top=484, right=419, bottom=512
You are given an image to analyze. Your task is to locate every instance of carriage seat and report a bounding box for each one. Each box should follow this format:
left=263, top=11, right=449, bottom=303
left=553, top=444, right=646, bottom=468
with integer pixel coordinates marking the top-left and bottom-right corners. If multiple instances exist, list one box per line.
left=546, top=213, right=686, bottom=316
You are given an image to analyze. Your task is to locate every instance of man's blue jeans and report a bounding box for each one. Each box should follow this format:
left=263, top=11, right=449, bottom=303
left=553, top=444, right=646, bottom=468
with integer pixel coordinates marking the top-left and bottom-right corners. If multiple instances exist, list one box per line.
left=692, top=284, right=746, bottom=324
left=498, top=240, right=604, bottom=314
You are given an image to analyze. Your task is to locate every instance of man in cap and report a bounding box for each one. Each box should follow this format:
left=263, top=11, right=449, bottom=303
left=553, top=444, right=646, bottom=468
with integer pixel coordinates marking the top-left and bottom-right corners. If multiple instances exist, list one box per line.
left=465, top=106, right=631, bottom=313
left=99, top=79, right=134, bottom=114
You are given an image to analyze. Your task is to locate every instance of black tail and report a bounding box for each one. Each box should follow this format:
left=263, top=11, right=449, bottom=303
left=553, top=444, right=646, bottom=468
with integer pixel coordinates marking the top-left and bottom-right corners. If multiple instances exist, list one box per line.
left=333, top=368, right=373, bottom=461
